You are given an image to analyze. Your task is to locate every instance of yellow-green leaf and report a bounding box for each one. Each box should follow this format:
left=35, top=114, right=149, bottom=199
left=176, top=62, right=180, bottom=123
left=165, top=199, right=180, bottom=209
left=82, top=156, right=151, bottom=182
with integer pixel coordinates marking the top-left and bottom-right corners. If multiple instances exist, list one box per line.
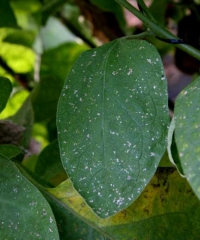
left=48, top=168, right=200, bottom=239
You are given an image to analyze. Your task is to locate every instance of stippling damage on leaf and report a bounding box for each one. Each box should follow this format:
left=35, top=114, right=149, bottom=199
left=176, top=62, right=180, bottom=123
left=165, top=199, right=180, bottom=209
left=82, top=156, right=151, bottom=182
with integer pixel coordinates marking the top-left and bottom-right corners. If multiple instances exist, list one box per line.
left=57, top=38, right=169, bottom=218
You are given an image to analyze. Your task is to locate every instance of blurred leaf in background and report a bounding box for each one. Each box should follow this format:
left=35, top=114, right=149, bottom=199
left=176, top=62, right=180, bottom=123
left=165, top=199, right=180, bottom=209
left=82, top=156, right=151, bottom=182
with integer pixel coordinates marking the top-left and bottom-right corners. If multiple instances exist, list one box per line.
left=35, top=140, right=68, bottom=187
left=0, top=0, right=18, bottom=28
left=0, top=77, right=12, bottom=113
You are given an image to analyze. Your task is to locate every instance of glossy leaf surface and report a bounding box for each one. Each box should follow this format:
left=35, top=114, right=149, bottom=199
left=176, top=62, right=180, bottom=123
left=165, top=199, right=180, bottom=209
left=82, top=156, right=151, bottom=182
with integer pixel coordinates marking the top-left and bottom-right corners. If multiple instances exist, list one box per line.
left=174, top=77, right=200, bottom=199
left=0, top=155, right=59, bottom=239
left=57, top=38, right=169, bottom=217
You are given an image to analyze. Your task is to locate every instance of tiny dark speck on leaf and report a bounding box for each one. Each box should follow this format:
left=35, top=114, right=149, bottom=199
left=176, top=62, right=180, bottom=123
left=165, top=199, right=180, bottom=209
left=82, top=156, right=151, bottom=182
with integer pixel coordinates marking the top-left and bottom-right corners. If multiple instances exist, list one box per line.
left=152, top=183, right=160, bottom=189
left=165, top=184, right=169, bottom=194
left=186, top=189, right=192, bottom=194
left=160, top=194, right=165, bottom=204
left=121, top=210, right=126, bottom=218
left=162, top=179, right=167, bottom=187
left=143, top=208, right=150, bottom=214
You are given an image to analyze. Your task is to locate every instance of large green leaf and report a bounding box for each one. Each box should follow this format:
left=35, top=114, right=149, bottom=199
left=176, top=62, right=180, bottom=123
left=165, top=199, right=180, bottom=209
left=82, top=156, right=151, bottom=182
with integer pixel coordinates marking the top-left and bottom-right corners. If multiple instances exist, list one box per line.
left=0, top=77, right=12, bottom=113
left=0, top=155, right=59, bottom=239
left=57, top=38, right=169, bottom=217
left=48, top=168, right=200, bottom=239
left=174, top=77, right=200, bottom=199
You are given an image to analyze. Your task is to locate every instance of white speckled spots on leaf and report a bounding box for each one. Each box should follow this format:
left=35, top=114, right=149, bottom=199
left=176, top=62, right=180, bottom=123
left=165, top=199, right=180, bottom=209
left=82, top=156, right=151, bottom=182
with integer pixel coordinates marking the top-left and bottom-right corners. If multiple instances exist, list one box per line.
left=0, top=156, right=59, bottom=239
left=57, top=38, right=169, bottom=218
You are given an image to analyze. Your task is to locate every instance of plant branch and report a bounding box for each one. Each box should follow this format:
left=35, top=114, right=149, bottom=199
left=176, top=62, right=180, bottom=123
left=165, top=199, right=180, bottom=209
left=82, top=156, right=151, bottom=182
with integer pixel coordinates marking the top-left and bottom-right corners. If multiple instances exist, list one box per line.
left=122, top=31, right=153, bottom=40
left=136, top=0, right=156, bottom=22
left=116, top=0, right=200, bottom=61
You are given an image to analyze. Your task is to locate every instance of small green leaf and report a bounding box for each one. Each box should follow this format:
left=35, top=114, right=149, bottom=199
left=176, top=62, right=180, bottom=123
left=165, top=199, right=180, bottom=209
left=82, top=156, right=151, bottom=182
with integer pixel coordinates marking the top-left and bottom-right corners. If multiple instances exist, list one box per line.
left=3, top=30, right=36, bottom=48
left=0, top=155, right=59, bottom=239
left=35, top=140, right=68, bottom=187
left=0, top=89, right=29, bottom=119
left=0, top=77, right=12, bottom=113
left=174, top=77, right=200, bottom=199
left=0, top=43, right=35, bottom=73
left=57, top=38, right=169, bottom=217
left=0, top=144, right=22, bottom=160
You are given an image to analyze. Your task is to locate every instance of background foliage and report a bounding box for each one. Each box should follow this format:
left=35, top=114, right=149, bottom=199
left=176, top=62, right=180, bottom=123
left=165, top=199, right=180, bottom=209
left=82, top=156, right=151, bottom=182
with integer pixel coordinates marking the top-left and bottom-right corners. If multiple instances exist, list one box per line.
left=0, top=0, right=200, bottom=239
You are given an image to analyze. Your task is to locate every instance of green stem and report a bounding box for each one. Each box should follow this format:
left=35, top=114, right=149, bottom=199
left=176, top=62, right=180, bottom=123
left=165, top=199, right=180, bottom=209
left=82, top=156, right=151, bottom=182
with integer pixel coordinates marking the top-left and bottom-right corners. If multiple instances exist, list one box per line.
left=116, top=0, right=200, bottom=61
left=136, top=0, right=156, bottom=22
left=122, top=31, right=153, bottom=40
